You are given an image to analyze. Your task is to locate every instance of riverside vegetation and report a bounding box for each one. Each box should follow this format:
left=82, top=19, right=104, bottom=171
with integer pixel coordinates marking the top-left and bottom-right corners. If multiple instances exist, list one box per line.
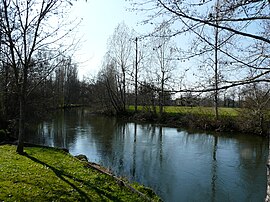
left=127, top=106, right=269, bottom=136
left=0, top=145, right=160, bottom=201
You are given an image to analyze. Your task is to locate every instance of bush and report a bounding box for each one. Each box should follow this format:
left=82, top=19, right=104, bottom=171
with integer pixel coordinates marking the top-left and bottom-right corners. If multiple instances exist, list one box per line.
left=237, top=108, right=270, bottom=135
left=0, top=129, right=7, bottom=142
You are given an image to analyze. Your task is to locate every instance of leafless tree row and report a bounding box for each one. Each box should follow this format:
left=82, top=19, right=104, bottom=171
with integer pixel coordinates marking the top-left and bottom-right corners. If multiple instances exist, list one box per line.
left=0, top=0, right=82, bottom=153
left=90, top=1, right=270, bottom=136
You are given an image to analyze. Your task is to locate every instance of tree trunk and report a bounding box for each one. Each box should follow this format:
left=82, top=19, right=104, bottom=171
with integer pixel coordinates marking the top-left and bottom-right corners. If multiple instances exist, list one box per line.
left=160, top=71, right=165, bottom=115
left=16, top=65, right=28, bottom=154
left=214, top=0, right=220, bottom=121
left=121, top=64, right=126, bottom=111
left=4, top=64, right=8, bottom=120
left=135, top=37, right=138, bottom=112
left=266, top=134, right=270, bottom=201
left=16, top=93, right=25, bottom=154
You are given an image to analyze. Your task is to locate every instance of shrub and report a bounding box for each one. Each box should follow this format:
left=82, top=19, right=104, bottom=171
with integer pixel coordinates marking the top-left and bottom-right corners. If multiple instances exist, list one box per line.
left=0, top=129, right=7, bottom=142
left=237, top=108, right=270, bottom=135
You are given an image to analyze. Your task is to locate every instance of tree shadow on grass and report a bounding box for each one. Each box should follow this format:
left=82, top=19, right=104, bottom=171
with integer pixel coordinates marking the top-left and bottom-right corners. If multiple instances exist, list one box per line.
left=23, top=153, right=121, bottom=202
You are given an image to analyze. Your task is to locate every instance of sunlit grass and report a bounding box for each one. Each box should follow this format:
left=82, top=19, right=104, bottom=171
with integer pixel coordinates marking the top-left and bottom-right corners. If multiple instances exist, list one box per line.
left=0, top=145, right=160, bottom=201
left=128, top=105, right=239, bottom=117
left=164, top=106, right=239, bottom=117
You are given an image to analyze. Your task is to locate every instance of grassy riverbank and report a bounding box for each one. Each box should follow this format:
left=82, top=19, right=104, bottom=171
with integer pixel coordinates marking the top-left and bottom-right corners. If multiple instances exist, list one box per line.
left=129, top=106, right=239, bottom=116
left=127, top=106, right=269, bottom=135
left=0, top=145, right=160, bottom=201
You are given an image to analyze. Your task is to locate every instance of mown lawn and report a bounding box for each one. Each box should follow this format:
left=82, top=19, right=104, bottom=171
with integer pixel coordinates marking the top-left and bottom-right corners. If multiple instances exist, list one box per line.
left=129, top=105, right=239, bottom=117
left=163, top=106, right=239, bottom=117
left=0, top=145, right=159, bottom=202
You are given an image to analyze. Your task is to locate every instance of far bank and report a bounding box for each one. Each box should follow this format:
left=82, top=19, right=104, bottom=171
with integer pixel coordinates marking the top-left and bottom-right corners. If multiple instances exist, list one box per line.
left=115, top=106, right=270, bottom=136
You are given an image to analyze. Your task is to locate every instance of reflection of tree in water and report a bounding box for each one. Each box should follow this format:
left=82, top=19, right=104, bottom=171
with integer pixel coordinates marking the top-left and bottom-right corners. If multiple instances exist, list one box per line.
left=88, top=120, right=166, bottom=183
left=26, top=109, right=70, bottom=148
left=58, top=108, right=124, bottom=169
left=50, top=109, right=90, bottom=148
left=84, top=114, right=118, bottom=158
left=44, top=109, right=78, bottom=148
left=182, top=131, right=219, bottom=201
left=29, top=108, right=120, bottom=151
left=27, top=109, right=268, bottom=201
left=158, top=126, right=163, bottom=167
left=132, top=123, right=137, bottom=177
left=209, top=133, right=267, bottom=201
left=180, top=130, right=267, bottom=201
left=236, top=136, right=267, bottom=167
left=211, top=136, right=218, bottom=202
left=130, top=124, right=164, bottom=184
left=236, top=135, right=268, bottom=199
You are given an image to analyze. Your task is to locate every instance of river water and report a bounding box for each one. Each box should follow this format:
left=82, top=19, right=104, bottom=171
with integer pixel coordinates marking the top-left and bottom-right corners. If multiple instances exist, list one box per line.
left=25, top=108, right=268, bottom=202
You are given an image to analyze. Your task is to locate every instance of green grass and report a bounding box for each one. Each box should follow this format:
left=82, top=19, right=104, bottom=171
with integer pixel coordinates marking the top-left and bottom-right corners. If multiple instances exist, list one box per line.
left=163, top=106, right=239, bottom=117
left=129, top=105, right=239, bottom=117
left=0, top=145, right=160, bottom=201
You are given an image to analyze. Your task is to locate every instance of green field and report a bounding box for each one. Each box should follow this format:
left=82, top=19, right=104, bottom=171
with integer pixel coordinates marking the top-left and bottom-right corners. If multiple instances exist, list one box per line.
left=129, top=106, right=239, bottom=117
left=0, top=145, right=159, bottom=201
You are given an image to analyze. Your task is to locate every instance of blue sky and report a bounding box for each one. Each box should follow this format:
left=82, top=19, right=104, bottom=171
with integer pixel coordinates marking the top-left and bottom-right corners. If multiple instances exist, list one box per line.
left=70, top=1, right=144, bottom=79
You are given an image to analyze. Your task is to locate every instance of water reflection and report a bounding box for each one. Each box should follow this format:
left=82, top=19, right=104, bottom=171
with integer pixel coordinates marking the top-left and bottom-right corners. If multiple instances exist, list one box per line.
left=26, top=108, right=268, bottom=202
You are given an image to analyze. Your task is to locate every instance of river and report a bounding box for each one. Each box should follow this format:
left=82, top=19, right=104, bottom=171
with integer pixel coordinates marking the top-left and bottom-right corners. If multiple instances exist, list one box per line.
left=25, top=108, right=268, bottom=202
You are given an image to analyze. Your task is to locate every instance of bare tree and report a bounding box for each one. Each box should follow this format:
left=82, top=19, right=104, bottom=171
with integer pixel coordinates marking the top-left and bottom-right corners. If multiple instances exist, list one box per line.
left=0, top=0, right=79, bottom=154
left=53, top=55, right=80, bottom=107
left=107, top=22, right=134, bottom=111
left=239, top=83, right=270, bottom=135
left=130, top=0, right=270, bottom=91
left=97, top=55, right=125, bottom=113
left=134, top=37, right=139, bottom=112
left=151, top=22, right=178, bottom=115
left=133, top=36, right=148, bottom=112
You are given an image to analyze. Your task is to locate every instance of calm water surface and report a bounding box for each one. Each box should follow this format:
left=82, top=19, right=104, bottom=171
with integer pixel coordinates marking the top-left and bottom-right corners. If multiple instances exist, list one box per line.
left=26, top=108, right=268, bottom=202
